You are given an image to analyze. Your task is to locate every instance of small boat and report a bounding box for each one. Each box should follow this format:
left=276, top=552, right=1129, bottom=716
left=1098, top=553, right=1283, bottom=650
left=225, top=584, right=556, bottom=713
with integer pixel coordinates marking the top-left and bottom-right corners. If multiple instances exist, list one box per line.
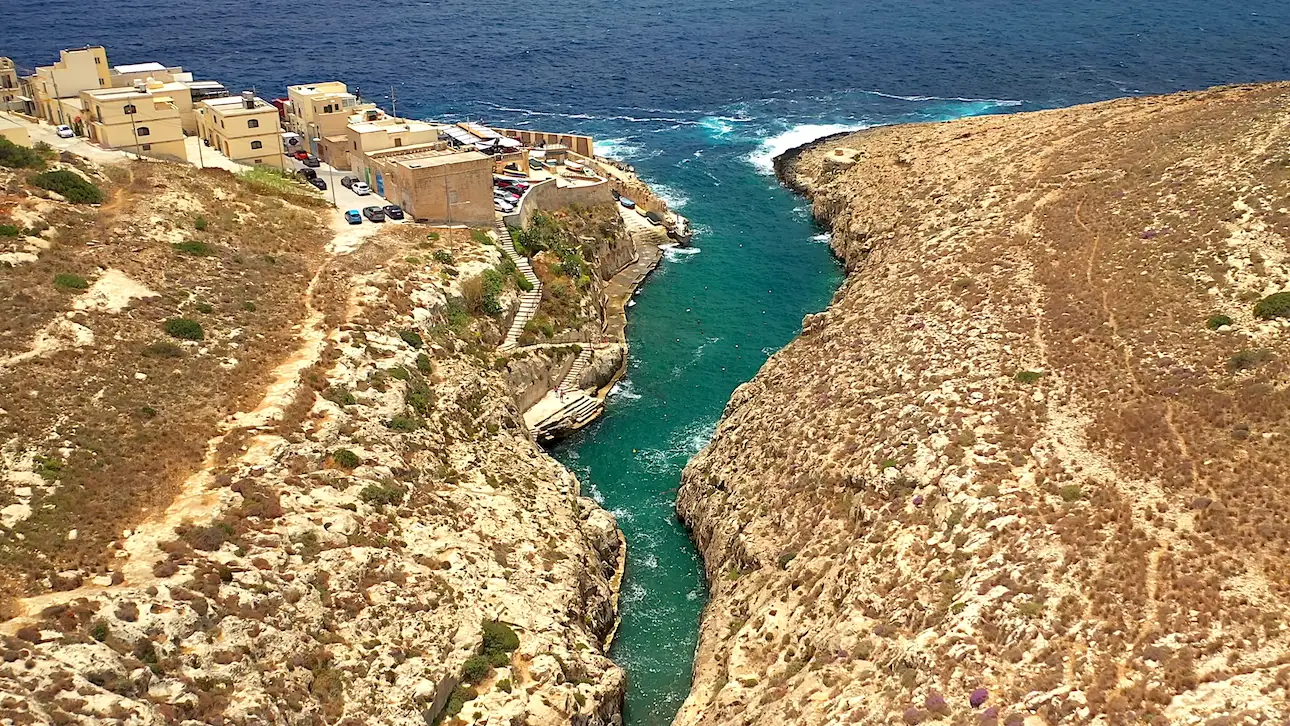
left=667, top=214, right=693, bottom=246
left=645, top=210, right=664, bottom=226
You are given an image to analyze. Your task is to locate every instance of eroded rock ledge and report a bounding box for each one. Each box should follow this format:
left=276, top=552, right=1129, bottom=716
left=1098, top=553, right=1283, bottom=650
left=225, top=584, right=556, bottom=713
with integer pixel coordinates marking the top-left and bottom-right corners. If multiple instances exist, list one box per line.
left=677, top=84, right=1290, bottom=724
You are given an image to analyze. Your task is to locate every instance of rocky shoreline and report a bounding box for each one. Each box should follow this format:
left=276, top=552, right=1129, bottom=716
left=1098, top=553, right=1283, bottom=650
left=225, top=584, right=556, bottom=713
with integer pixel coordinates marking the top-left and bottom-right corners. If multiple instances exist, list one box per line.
left=675, top=83, right=1290, bottom=724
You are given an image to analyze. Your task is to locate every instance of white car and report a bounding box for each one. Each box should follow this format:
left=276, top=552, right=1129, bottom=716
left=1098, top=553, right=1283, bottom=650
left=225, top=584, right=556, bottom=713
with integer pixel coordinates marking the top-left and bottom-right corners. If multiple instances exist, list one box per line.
left=494, top=199, right=514, bottom=213
left=351, top=182, right=371, bottom=196
left=55, top=125, right=75, bottom=139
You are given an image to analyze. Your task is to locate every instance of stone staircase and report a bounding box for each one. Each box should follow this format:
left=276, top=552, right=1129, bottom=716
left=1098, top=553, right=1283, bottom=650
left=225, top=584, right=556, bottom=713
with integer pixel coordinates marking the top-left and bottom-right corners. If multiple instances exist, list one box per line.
left=495, top=219, right=542, bottom=352
left=620, top=205, right=671, bottom=246
left=558, top=347, right=593, bottom=392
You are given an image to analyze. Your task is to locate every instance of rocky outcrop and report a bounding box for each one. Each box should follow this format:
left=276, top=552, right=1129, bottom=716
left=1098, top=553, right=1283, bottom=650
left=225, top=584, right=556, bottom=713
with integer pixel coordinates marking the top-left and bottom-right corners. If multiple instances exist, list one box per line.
left=0, top=160, right=624, bottom=725
left=677, top=83, right=1290, bottom=724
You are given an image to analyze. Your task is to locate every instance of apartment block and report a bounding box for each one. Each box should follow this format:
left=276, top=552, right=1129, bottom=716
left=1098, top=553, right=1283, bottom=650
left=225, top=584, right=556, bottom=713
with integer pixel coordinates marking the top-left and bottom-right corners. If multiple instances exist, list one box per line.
left=197, top=92, right=283, bottom=168
left=81, top=82, right=187, bottom=161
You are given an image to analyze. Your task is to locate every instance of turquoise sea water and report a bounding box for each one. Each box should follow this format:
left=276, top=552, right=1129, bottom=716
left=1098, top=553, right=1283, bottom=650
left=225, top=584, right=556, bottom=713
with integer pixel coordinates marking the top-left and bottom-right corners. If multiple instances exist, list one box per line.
left=8, top=1, right=1290, bottom=723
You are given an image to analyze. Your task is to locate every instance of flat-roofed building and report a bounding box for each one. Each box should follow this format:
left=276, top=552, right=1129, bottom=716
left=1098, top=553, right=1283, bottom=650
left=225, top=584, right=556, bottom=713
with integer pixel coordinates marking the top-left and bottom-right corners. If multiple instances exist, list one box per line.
left=356, top=145, right=493, bottom=224
left=492, top=126, right=594, bottom=157
left=0, top=58, right=23, bottom=113
left=0, top=113, right=31, bottom=147
left=284, top=81, right=377, bottom=155
left=29, top=46, right=111, bottom=126
left=196, top=92, right=283, bottom=168
left=81, top=81, right=188, bottom=161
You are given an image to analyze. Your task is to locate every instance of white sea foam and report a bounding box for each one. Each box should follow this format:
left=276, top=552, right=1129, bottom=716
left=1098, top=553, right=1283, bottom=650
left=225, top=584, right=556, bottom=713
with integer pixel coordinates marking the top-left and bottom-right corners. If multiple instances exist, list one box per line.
left=649, top=183, right=689, bottom=209
left=609, top=380, right=643, bottom=401
left=811, top=232, right=831, bottom=244
left=747, top=123, right=869, bottom=174
left=597, top=137, right=643, bottom=160
left=627, top=299, right=637, bottom=307
left=663, top=245, right=701, bottom=262
left=641, top=554, right=659, bottom=569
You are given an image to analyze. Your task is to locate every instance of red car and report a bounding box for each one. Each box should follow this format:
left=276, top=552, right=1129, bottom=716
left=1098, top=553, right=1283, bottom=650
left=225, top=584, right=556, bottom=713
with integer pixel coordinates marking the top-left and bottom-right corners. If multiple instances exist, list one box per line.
left=293, top=150, right=310, bottom=161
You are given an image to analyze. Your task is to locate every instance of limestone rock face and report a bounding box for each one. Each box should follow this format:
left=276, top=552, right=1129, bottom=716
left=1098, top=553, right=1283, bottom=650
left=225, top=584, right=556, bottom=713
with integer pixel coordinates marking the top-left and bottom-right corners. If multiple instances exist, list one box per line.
left=677, top=84, right=1290, bottom=725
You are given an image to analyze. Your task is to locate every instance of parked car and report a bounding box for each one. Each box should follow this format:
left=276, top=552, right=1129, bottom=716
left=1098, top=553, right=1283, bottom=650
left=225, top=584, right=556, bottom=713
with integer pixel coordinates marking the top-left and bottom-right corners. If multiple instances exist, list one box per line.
left=351, top=181, right=371, bottom=196
left=301, top=155, right=321, bottom=168
left=297, top=168, right=317, bottom=180
left=344, top=210, right=362, bottom=224
left=494, top=189, right=519, bottom=203
left=527, top=159, right=543, bottom=170
left=55, top=125, right=75, bottom=139
left=309, top=177, right=327, bottom=191
left=340, top=176, right=357, bottom=189
left=362, top=206, right=386, bottom=222
left=293, top=151, right=310, bottom=161
left=619, top=197, right=636, bottom=209
left=383, top=205, right=405, bottom=220
left=494, top=199, right=515, bottom=213
left=611, top=189, right=621, bottom=200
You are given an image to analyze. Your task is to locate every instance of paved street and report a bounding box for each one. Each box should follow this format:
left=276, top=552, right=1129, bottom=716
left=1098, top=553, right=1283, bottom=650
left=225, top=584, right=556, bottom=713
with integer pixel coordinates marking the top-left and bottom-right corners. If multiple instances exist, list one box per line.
left=2, top=112, right=129, bottom=165
left=280, top=153, right=402, bottom=222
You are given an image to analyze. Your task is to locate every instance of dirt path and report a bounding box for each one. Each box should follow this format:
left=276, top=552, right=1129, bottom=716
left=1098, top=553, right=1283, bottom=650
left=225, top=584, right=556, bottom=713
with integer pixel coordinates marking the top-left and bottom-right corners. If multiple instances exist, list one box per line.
left=2, top=215, right=381, bottom=630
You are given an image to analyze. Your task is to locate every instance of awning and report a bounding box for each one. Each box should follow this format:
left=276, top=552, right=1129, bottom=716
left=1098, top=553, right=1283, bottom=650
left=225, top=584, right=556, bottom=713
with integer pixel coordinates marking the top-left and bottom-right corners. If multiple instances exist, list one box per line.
left=442, top=126, right=481, bottom=146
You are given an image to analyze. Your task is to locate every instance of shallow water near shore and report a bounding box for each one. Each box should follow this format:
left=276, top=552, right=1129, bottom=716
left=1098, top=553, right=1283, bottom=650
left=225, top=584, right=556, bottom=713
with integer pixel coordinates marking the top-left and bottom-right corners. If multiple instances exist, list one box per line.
left=8, top=0, right=1290, bottom=723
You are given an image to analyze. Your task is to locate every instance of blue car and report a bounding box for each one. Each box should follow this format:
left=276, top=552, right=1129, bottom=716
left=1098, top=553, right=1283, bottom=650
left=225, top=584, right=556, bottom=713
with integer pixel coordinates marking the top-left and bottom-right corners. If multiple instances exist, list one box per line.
left=344, top=209, right=362, bottom=225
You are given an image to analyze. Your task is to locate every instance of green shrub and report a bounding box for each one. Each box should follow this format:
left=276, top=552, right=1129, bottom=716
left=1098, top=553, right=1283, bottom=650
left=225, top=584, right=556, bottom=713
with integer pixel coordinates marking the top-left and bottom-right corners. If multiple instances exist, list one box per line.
left=332, top=449, right=361, bottom=469
left=241, top=301, right=257, bottom=312
left=1254, top=292, right=1290, bottom=320
left=0, top=224, right=21, bottom=237
left=470, top=229, right=491, bottom=245
left=359, top=481, right=406, bottom=506
left=388, top=366, right=410, bottom=381
left=515, top=273, right=534, bottom=292
left=90, top=621, right=109, bottom=642
left=194, top=216, right=207, bottom=231
left=415, top=353, right=433, bottom=374
left=34, top=456, right=63, bottom=481
left=1014, top=370, right=1045, bottom=384
left=426, top=231, right=440, bottom=242
left=30, top=170, right=103, bottom=204
left=195, top=302, right=214, bottom=314
left=481, top=620, right=520, bottom=656
left=0, top=137, right=47, bottom=169
left=385, top=415, right=424, bottom=432
left=461, top=655, right=491, bottom=684
left=142, top=341, right=183, bottom=358
left=322, top=386, right=356, bottom=407
left=162, top=318, right=203, bottom=340
left=433, top=250, right=455, bottom=265
left=172, top=240, right=215, bottom=256
left=439, top=685, right=476, bottom=723
left=481, top=269, right=505, bottom=315
left=1229, top=348, right=1274, bottom=372
left=1059, top=484, right=1083, bottom=502
left=404, top=377, right=434, bottom=416
left=398, top=329, right=424, bottom=349
left=495, top=678, right=512, bottom=693
left=53, top=273, right=89, bottom=290
left=1206, top=314, right=1234, bottom=330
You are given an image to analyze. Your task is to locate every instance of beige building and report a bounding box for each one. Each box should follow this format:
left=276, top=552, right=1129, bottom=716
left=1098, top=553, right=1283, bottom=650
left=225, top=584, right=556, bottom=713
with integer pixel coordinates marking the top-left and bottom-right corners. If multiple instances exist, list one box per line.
left=357, top=145, right=493, bottom=225
left=29, top=47, right=112, bottom=127
left=197, top=93, right=283, bottom=168
left=492, top=127, right=594, bottom=157
left=81, top=82, right=187, bottom=161
left=0, top=58, right=22, bottom=113
left=284, top=81, right=376, bottom=154
left=0, top=113, right=31, bottom=147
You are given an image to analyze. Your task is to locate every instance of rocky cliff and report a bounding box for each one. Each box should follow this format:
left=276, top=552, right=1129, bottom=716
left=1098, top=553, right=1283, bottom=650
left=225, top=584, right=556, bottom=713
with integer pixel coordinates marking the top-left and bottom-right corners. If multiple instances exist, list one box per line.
left=677, top=83, right=1290, bottom=724
left=0, top=155, right=623, bottom=725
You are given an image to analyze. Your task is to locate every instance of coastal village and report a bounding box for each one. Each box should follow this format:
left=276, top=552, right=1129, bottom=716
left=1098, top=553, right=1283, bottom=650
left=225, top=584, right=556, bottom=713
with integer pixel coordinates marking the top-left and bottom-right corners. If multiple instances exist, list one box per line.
left=1, top=44, right=692, bottom=438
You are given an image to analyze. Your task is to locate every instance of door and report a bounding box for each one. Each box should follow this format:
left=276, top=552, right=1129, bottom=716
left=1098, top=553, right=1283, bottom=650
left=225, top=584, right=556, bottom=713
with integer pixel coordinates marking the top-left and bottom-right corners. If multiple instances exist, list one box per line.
left=374, top=171, right=384, bottom=196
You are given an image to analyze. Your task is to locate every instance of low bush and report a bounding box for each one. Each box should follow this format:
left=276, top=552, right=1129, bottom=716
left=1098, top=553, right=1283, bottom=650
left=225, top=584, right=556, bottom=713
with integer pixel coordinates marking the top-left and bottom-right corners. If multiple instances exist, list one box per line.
left=495, top=678, right=512, bottom=693
left=195, top=302, right=214, bottom=314
left=359, top=481, right=406, bottom=507
left=386, top=415, right=424, bottom=432
left=162, top=318, right=204, bottom=340
left=142, top=341, right=184, bottom=358
left=1206, top=314, right=1234, bottom=330
left=1014, top=370, right=1045, bottom=384
left=0, top=137, right=47, bottom=169
left=1229, top=348, right=1274, bottom=372
left=433, top=250, right=455, bottom=265
left=470, top=228, right=491, bottom=245
left=415, top=353, right=433, bottom=374
left=31, top=169, right=104, bottom=204
left=1254, top=292, right=1290, bottom=320
left=480, top=269, right=505, bottom=315
left=1059, top=484, right=1083, bottom=502
left=0, top=224, right=22, bottom=237
left=398, top=329, right=424, bottom=349
left=332, top=449, right=361, bottom=469
left=388, top=366, right=410, bottom=381
left=515, top=273, right=534, bottom=292
left=404, top=377, right=434, bottom=416
left=461, top=655, right=491, bottom=684
left=173, top=240, right=216, bottom=256
left=438, top=685, right=476, bottom=723
left=481, top=620, right=520, bottom=655
left=322, top=386, right=356, bottom=407
left=54, top=273, right=89, bottom=290
left=194, top=216, right=207, bottom=231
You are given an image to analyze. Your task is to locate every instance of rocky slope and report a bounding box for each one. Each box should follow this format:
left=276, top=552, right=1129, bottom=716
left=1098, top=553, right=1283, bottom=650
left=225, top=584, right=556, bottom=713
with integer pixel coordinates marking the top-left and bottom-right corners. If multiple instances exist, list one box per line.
left=677, top=83, right=1290, bottom=725
left=0, top=154, right=624, bottom=725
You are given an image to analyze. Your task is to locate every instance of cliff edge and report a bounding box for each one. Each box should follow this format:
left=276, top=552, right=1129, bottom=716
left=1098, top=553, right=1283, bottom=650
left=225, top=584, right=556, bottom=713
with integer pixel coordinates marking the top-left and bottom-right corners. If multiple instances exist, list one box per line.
left=677, top=83, right=1290, bottom=724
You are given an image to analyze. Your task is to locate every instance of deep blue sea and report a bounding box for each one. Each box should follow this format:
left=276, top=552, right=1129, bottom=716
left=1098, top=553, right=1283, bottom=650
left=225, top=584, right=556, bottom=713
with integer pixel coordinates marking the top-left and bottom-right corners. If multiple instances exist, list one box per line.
left=9, top=2, right=1290, bottom=724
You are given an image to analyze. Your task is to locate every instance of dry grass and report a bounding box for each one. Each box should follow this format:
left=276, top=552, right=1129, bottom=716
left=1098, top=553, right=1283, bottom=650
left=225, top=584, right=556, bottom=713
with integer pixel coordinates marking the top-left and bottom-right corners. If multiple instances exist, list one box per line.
left=0, top=161, right=329, bottom=599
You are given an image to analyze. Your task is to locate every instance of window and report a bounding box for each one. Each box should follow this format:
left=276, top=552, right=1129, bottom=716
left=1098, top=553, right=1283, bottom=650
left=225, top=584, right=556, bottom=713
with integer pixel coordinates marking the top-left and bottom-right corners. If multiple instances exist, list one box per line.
left=94, top=56, right=101, bottom=64
left=135, top=126, right=150, bottom=136
left=123, top=103, right=136, bottom=115
left=247, top=118, right=259, bottom=129
left=141, top=144, right=151, bottom=151
left=98, top=78, right=105, bottom=86
left=250, top=140, right=262, bottom=149
left=394, top=138, right=402, bottom=148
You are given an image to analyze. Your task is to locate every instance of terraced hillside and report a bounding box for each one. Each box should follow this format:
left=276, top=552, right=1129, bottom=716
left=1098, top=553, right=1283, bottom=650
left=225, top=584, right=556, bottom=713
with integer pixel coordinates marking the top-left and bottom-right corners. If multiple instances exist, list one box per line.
left=677, top=83, right=1290, bottom=724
